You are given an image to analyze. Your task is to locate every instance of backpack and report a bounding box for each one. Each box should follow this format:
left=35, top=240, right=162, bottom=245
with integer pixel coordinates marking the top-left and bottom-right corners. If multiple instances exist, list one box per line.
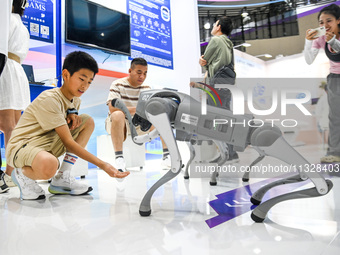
left=209, top=49, right=236, bottom=86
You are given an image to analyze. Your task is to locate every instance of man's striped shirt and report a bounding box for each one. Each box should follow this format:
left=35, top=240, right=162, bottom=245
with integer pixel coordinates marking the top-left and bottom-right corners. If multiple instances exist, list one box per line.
left=106, top=77, right=151, bottom=110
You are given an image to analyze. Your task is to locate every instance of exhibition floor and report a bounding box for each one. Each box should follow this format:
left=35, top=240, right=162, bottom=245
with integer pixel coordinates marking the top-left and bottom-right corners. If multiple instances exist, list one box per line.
left=0, top=144, right=339, bottom=255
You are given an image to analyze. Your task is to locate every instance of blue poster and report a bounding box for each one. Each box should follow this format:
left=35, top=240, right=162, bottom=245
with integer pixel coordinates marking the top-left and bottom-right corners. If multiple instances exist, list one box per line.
left=127, top=0, right=174, bottom=69
left=22, top=0, right=54, bottom=43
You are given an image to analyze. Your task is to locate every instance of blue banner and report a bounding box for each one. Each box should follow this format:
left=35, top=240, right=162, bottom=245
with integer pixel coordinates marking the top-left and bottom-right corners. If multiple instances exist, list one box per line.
left=22, top=0, right=54, bottom=43
left=127, top=0, right=174, bottom=69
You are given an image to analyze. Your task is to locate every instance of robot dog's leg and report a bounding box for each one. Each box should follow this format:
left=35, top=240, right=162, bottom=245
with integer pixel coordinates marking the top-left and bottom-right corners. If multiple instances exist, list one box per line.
left=139, top=102, right=182, bottom=216
left=250, top=173, right=304, bottom=205
left=252, top=136, right=329, bottom=197
left=184, top=141, right=195, bottom=179
left=139, top=168, right=182, bottom=216
left=251, top=179, right=333, bottom=222
left=249, top=126, right=332, bottom=222
left=242, top=150, right=265, bottom=182
left=209, top=141, right=228, bottom=186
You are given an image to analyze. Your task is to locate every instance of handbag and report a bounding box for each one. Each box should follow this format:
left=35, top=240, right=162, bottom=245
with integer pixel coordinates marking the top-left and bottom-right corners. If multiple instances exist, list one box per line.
left=210, top=49, right=236, bottom=86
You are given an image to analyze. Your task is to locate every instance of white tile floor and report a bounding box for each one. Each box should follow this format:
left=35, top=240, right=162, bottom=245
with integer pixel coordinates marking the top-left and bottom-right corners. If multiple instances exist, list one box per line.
left=0, top=143, right=339, bottom=255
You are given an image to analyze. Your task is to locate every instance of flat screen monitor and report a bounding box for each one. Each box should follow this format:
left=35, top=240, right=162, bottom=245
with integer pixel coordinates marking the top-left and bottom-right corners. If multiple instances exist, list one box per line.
left=65, top=0, right=131, bottom=56
left=22, top=64, right=35, bottom=83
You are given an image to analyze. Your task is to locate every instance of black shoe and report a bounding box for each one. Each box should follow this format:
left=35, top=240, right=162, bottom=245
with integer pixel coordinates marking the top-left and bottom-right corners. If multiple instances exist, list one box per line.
left=0, top=171, right=9, bottom=193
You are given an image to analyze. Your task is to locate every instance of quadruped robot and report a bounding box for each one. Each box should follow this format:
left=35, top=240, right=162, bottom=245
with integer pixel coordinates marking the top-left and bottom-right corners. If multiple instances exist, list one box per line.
left=111, top=89, right=333, bottom=222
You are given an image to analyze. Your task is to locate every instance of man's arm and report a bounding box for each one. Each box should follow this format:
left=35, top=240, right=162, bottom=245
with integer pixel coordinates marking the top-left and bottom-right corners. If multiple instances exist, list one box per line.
left=107, top=82, right=136, bottom=116
left=55, top=124, right=129, bottom=178
left=202, top=37, right=219, bottom=66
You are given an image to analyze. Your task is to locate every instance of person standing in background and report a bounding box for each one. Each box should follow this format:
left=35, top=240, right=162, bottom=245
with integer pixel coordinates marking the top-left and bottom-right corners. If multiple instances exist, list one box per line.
left=304, top=4, right=340, bottom=163
left=0, top=0, right=13, bottom=193
left=198, top=16, right=239, bottom=163
left=0, top=0, right=30, bottom=190
left=315, top=82, right=329, bottom=146
left=0, top=0, right=12, bottom=75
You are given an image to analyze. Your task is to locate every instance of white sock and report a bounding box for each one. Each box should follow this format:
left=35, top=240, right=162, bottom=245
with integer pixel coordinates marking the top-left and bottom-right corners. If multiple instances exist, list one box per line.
left=59, top=152, right=78, bottom=173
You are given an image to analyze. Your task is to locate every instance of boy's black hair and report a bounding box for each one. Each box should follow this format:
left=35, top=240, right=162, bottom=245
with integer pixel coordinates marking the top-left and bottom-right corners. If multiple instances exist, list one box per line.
left=12, top=0, right=26, bottom=16
left=62, top=51, right=99, bottom=77
left=130, top=58, right=148, bottom=69
left=216, top=16, right=233, bottom=36
left=318, top=4, right=340, bottom=29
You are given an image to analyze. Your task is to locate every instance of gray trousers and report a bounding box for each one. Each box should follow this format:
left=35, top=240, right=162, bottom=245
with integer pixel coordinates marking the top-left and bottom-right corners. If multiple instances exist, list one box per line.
left=207, top=88, right=232, bottom=110
left=206, top=82, right=236, bottom=157
left=327, top=73, right=340, bottom=156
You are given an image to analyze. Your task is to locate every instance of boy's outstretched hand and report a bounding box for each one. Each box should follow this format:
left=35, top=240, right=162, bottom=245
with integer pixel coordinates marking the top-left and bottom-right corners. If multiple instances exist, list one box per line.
left=102, top=163, right=130, bottom=178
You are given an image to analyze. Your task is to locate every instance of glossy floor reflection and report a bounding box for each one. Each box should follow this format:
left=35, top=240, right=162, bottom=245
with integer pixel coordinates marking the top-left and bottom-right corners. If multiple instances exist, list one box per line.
left=0, top=144, right=340, bottom=255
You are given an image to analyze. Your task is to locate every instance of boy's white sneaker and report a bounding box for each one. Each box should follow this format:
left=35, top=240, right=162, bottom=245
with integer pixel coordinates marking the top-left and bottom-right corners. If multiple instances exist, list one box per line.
left=48, top=171, right=92, bottom=195
left=11, top=168, right=45, bottom=200
left=4, top=173, right=16, bottom=187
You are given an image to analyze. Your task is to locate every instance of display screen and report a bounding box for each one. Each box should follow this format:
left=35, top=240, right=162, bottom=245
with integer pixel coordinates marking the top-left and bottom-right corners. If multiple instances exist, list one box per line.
left=127, top=0, right=174, bottom=69
left=65, top=0, right=131, bottom=56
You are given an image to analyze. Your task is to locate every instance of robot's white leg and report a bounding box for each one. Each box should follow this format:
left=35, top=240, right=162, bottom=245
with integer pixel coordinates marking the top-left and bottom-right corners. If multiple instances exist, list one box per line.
left=249, top=130, right=332, bottom=222
left=253, top=136, right=329, bottom=194
left=139, top=111, right=182, bottom=216
left=251, top=173, right=303, bottom=205
left=251, top=179, right=333, bottom=222
left=184, top=141, right=195, bottom=179
left=242, top=146, right=265, bottom=182
left=209, top=141, right=228, bottom=186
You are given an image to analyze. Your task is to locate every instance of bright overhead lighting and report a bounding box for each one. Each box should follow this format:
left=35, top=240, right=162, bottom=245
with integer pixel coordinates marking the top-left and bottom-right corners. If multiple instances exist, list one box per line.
left=204, top=22, right=211, bottom=30
left=255, top=54, right=272, bottom=58
left=241, top=7, right=248, bottom=17
left=234, top=42, right=251, bottom=48
left=242, top=42, right=251, bottom=47
left=241, top=12, right=248, bottom=18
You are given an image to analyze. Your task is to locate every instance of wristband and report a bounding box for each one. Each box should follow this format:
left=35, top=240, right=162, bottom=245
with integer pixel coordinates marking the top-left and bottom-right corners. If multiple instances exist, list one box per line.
left=67, top=108, right=78, bottom=115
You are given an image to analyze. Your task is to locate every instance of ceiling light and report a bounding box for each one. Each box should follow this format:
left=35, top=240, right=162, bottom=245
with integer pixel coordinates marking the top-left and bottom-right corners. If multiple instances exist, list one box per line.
left=204, top=11, right=211, bottom=30
left=255, top=54, right=272, bottom=58
left=204, top=22, right=211, bottom=30
left=241, top=7, right=248, bottom=18
left=241, top=12, right=249, bottom=18
left=234, top=42, right=251, bottom=48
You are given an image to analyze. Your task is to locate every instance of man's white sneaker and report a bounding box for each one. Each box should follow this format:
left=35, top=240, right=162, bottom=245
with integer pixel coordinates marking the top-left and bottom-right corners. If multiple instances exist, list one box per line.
left=4, top=173, right=16, bottom=187
left=321, top=155, right=340, bottom=163
left=161, top=155, right=171, bottom=170
left=115, top=157, right=126, bottom=172
left=49, top=171, right=92, bottom=195
left=11, top=168, right=45, bottom=200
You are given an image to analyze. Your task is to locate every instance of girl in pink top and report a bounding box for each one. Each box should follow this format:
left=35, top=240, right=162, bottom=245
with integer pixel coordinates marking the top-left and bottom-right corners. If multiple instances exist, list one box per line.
left=304, top=4, right=340, bottom=163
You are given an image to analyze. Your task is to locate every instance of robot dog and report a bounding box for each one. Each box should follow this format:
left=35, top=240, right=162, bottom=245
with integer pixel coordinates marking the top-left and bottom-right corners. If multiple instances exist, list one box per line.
left=111, top=89, right=333, bottom=222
